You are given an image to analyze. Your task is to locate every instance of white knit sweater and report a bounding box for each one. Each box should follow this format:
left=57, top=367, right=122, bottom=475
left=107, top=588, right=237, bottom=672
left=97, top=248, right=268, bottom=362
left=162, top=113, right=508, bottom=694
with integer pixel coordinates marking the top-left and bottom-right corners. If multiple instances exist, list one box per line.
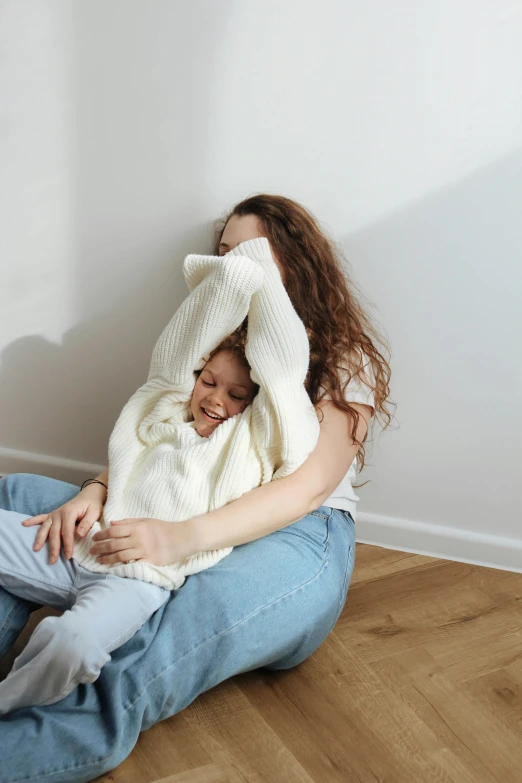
left=74, top=238, right=320, bottom=588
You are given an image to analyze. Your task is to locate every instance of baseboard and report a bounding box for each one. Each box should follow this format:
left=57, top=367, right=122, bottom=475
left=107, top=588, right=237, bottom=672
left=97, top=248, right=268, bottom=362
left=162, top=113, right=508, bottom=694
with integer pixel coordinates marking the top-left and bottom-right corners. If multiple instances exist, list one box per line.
left=0, top=446, right=104, bottom=487
left=356, top=512, right=522, bottom=574
left=1, top=446, right=521, bottom=574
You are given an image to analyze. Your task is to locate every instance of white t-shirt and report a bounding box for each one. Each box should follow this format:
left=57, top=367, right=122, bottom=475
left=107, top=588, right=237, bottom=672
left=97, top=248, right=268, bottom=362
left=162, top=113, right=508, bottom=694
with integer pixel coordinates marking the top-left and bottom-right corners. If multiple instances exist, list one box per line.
left=320, top=355, right=375, bottom=521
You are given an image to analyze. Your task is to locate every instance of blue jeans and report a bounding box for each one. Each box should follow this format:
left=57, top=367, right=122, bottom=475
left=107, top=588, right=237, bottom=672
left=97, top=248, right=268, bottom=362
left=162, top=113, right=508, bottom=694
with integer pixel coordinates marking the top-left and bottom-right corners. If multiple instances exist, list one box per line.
left=0, top=508, right=170, bottom=714
left=0, top=473, right=356, bottom=783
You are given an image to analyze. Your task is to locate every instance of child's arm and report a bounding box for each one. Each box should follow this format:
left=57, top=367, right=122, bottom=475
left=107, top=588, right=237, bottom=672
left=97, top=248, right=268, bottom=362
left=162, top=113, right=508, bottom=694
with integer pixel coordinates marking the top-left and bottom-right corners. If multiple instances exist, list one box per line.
left=226, top=238, right=320, bottom=480
left=147, top=252, right=264, bottom=394
left=103, top=253, right=263, bottom=520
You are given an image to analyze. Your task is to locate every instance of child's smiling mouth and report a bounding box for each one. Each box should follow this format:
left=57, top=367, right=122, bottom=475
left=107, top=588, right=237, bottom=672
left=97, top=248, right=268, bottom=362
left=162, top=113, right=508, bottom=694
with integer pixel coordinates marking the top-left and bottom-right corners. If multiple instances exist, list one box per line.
left=201, top=407, right=225, bottom=422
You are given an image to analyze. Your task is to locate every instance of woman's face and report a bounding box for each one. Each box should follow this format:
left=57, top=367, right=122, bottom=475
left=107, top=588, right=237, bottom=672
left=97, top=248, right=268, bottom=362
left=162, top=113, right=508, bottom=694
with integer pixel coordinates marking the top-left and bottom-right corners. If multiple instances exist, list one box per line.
left=219, top=214, right=287, bottom=285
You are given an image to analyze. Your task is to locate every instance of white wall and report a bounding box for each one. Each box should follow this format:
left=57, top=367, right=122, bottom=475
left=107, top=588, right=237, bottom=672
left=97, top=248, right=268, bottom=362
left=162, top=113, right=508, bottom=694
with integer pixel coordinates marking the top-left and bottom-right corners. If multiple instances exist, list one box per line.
left=1, top=1, right=521, bottom=567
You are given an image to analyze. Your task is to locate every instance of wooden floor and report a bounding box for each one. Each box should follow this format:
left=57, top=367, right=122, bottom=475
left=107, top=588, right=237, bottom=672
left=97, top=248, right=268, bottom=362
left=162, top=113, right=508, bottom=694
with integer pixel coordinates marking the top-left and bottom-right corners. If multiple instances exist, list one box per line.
left=4, top=544, right=522, bottom=782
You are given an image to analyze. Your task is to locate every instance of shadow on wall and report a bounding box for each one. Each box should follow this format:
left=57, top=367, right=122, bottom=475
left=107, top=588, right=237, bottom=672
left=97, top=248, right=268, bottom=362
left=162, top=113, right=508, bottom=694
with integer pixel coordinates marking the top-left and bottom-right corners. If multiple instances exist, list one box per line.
left=0, top=1, right=234, bottom=466
left=341, top=147, right=522, bottom=531
left=0, top=226, right=203, bottom=467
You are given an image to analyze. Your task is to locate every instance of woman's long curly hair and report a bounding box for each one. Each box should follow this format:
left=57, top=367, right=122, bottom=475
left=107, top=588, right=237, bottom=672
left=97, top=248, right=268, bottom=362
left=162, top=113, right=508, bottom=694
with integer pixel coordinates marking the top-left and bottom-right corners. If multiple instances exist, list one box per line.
left=213, top=194, right=394, bottom=475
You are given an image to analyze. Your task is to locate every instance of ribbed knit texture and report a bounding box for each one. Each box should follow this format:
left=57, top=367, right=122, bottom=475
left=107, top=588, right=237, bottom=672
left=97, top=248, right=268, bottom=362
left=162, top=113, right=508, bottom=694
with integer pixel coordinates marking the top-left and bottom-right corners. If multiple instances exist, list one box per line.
left=74, top=238, right=320, bottom=589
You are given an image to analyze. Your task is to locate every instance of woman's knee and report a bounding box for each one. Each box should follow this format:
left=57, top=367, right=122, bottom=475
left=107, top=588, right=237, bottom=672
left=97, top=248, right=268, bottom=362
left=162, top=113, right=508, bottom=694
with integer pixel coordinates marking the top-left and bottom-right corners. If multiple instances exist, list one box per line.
left=0, top=473, right=43, bottom=514
left=0, top=472, right=80, bottom=516
left=0, top=473, right=24, bottom=512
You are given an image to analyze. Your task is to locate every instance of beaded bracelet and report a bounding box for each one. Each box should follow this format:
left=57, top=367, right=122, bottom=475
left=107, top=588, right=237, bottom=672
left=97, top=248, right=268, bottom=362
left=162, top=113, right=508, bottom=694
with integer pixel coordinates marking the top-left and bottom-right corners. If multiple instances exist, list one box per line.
left=81, top=479, right=108, bottom=491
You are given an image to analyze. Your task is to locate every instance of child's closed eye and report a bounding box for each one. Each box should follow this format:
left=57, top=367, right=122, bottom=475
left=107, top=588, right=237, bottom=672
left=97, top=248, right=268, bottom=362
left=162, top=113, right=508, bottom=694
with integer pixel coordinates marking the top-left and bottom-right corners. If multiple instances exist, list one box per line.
left=201, top=380, right=244, bottom=401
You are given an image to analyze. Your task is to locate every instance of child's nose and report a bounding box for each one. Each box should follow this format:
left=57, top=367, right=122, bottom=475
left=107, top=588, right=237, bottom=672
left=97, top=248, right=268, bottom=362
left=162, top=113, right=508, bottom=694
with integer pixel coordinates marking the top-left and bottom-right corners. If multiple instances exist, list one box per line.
left=207, top=389, right=224, bottom=407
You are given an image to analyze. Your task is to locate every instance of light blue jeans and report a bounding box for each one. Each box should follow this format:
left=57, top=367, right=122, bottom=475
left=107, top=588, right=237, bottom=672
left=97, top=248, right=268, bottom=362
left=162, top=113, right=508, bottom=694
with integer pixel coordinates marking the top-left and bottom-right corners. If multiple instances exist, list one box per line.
left=0, top=508, right=170, bottom=714
left=0, top=472, right=356, bottom=783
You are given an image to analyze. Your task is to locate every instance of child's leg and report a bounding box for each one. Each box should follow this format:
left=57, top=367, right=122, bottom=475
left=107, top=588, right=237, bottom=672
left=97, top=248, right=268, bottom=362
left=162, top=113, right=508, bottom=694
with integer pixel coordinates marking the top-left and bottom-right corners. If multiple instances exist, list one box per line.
left=0, top=568, right=169, bottom=714
left=0, top=508, right=80, bottom=608
left=0, top=474, right=82, bottom=658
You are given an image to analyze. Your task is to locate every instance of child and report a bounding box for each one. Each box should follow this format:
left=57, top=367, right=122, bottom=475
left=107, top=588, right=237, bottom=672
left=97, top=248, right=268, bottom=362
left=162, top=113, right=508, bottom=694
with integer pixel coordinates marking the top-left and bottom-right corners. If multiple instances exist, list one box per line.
left=0, top=237, right=320, bottom=713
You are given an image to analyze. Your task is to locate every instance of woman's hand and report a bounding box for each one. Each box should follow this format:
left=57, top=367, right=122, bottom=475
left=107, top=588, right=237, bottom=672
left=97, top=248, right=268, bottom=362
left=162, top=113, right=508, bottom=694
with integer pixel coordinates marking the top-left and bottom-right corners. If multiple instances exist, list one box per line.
left=90, top=518, right=198, bottom=566
left=22, top=485, right=105, bottom=564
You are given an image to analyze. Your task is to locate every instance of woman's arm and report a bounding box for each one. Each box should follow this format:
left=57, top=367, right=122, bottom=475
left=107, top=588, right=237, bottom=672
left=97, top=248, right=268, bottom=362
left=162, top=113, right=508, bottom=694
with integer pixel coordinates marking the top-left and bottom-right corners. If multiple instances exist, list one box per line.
left=188, top=401, right=373, bottom=552
left=90, top=402, right=372, bottom=565
left=85, top=465, right=109, bottom=503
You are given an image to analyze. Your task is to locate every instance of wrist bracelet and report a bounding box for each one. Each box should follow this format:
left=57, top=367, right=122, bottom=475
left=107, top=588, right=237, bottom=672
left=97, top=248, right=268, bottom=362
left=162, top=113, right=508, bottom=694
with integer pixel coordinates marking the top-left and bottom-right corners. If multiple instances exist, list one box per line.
left=81, top=479, right=108, bottom=491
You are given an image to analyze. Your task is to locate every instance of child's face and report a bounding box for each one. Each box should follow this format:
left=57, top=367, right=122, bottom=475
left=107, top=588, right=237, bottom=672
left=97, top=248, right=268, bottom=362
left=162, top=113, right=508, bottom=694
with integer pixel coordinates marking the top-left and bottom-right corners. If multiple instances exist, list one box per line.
left=190, top=350, right=256, bottom=438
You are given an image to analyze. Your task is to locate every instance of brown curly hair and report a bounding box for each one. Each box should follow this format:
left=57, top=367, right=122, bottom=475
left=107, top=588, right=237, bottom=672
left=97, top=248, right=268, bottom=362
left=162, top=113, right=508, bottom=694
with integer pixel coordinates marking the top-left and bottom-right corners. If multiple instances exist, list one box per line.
left=214, top=194, right=394, bottom=475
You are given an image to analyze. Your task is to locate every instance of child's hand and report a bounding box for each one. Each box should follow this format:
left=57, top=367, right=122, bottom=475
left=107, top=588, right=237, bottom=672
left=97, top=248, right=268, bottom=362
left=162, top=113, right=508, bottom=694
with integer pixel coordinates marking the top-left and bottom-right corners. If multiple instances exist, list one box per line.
left=22, top=488, right=105, bottom=564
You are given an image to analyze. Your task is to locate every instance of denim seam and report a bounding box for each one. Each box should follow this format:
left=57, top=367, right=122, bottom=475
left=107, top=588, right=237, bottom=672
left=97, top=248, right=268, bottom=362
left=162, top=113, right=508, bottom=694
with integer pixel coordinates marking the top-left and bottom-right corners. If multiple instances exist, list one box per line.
left=299, top=510, right=331, bottom=550
left=324, top=515, right=331, bottom=552
left=338, top=544, right=355, bottom=613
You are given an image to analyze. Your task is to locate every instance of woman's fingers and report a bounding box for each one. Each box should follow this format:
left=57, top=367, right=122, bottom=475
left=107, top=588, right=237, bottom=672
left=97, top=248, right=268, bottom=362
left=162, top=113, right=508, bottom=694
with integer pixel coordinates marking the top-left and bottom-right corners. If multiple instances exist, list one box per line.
left=32, top=515, right=53, bottom=551
left=22, top=514, right=50, bottom=527
left=61, top=510, right=79, bottom=559
left=77, top=515, right=97, bottom=537
left=48, top=516, right=63, bottom=564
left=22, top=500, right=104, bottom=563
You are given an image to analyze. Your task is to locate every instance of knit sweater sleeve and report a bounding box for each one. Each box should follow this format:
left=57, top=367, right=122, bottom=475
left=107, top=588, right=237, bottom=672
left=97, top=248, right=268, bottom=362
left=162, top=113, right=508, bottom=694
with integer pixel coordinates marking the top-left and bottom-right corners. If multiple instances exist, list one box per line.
left=147, top=252, right=264, bottom=394
left=227, top=237, right=320, bottom=480
left=102, top=252, right=264, bottom=521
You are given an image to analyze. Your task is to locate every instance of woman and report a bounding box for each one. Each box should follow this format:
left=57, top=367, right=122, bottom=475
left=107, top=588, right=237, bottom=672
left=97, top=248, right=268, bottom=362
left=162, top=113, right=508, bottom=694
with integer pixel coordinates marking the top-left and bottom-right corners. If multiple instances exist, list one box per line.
left=0, top=194, right=392, bottom=782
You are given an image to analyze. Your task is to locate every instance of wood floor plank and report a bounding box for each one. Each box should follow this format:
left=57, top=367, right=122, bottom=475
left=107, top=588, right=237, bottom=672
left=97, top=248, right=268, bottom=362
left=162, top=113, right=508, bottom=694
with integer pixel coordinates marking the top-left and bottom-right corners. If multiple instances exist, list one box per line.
left=319, top=632, right=491, bottom=783
left=181, top=680, right=317, bottom=783
left=152, top=767, right=230, bottom=783
left=95, top=716, right=210, bottom=783
left=240, top=630, right=490, bottom=783
left=425, top=600, right=522, bottom=682
left=349, top=547, right=440, bottom=585
left=370, top=653, right=498, bottom=783
left=371, top=647, right=521, bottom=782
left=461, top=664, right=522, bottom=734
left=339, top=560, right=517, bottom=668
